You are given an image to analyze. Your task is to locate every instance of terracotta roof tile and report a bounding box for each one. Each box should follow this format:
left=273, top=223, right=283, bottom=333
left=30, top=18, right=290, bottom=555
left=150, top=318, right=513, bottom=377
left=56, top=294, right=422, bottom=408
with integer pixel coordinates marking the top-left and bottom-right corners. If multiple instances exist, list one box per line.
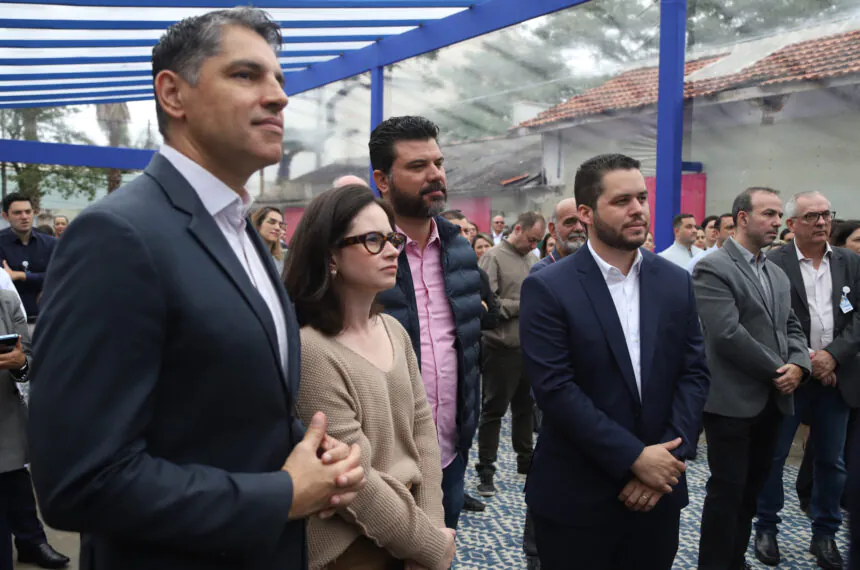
left=520, top=27, right=860, bottom=128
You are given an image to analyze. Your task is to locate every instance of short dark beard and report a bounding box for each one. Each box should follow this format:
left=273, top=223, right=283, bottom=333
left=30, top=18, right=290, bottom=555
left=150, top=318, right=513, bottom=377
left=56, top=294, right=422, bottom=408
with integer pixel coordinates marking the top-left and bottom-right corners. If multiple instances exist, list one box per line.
left=592, top=211, right=645, bottom=251
left=387, top=174, right=446, bottom=219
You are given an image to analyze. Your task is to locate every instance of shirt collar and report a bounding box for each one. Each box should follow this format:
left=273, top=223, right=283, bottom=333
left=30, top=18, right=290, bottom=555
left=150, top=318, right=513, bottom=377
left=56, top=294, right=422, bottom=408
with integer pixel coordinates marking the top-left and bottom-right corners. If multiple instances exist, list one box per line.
left=159, top=144, right=252, bottom=226
left=588, top=240, right=643, bottom=282
left=731, top=237, right=766, bottom=265
left=794, top=240, right=832, bottom=262
left=398, top=218, right=440, bottom=249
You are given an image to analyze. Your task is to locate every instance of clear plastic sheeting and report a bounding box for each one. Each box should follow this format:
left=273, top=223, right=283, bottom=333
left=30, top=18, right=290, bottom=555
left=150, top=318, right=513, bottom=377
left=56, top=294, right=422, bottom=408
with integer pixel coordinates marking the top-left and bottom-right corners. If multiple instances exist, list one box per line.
left=0, top=1, right=473, bottom=108
left=683, top=0, right=860, bottom=222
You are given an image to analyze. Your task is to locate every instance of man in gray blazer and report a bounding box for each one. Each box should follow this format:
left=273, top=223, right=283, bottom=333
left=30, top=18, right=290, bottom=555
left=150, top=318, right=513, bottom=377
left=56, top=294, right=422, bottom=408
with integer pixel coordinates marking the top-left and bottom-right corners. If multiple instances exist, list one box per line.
left=0, top=289, right=33, bottom=570
left=693, top=187, right=810, bottom=570
left=753, top=191, right=860, bottom=569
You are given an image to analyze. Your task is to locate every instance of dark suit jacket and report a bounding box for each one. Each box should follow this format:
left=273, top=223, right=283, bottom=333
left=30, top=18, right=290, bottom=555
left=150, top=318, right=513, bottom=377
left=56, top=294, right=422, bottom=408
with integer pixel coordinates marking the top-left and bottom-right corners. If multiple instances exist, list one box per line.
left=520, top=246, right=710, bottom=525
left=768, top=242, right=860, bottom=407
left=29, top=154, right=307, bottom=570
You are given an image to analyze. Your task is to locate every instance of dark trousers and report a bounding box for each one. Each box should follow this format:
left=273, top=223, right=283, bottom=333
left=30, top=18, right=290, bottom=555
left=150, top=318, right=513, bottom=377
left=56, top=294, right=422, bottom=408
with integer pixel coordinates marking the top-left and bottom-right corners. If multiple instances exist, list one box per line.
left=5, top=468, right=46, bottom=550
left=756, top=382, right=850, bottom=539
left=523, top=506, right=537, bottom=558
left=441, top=450, right=467, bottom=530
left=847, top=413, right=860, bottom=569
left=0, top=472, right=11, bottom=570
left=476, top=346, right=533, bottom=475
left=533, top=509, right=680, bottom=570
left=698, top=401, right=783, bottom=569
left=798, top=408, right=858, bottom=509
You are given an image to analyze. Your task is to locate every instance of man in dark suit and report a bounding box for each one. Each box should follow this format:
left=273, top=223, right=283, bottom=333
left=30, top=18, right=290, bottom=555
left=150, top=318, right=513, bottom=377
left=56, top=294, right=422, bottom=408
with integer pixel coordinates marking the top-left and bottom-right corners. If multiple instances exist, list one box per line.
left=753, top=191, right=860, bottom=569
left=694, top=187, right=810, bottom=570
left=521, top=154, right=710, bottom=569
left=28, top=9, right=364, bottom=570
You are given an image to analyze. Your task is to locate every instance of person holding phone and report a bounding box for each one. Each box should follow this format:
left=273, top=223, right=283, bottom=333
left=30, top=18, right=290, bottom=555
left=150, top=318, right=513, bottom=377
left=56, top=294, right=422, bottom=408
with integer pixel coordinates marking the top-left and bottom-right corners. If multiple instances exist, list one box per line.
left=0, top=289, right=32, bottom=570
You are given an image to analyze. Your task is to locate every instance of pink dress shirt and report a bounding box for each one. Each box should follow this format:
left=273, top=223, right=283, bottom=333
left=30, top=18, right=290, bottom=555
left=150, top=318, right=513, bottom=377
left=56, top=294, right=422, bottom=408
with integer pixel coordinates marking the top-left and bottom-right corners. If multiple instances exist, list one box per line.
left=399, top=219, right=459, bottom=468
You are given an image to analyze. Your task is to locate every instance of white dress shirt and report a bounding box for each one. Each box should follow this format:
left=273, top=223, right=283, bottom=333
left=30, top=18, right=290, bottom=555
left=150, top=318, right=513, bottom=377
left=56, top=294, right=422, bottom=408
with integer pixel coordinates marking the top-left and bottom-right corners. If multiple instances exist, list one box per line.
left=796, top=241, right=834, bottom=352
left=0, top=269, right=26, bottom=319
left=492, top=231, right=504, bottom=245
left=659, top=241, right=703, bottom=269
left=160, top=145, right=289, bottom=368
left=588, top=241, right=643, bottom=397
left=687, top=244, right=719, bottom=274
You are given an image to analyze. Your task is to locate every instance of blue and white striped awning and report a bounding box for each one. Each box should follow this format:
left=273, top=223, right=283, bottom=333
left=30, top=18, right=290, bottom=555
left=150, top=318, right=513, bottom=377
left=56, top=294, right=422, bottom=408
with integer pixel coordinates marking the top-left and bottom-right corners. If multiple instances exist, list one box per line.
left=0, top=0, right=482, bottom=108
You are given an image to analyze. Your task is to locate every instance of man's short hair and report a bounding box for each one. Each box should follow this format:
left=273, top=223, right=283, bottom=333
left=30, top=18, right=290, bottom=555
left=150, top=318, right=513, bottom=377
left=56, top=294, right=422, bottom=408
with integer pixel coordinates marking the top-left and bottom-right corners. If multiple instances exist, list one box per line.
left=151, top=7, right=282, bottom=137
left=369, top=116, right=440, bottom=175
left=515, top=211, right=546, bottom=231
left=440, top=210, right=466, bottom=222
left=701, top=215, right=719, bottom=231
left=2, top=192, right=31, bottom=214
left=732, top=186, right=780, bottom=224
left=715, top=213, right=733, bottom=230
left=672, top=213, right=695, bottom=230
left=574, top=154, right=641, bottom=210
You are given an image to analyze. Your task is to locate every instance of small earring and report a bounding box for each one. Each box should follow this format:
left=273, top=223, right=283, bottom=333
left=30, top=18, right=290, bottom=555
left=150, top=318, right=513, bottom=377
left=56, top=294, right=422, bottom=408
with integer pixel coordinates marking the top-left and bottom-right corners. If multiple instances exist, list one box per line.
left=331, top=268, right=337, bottom=277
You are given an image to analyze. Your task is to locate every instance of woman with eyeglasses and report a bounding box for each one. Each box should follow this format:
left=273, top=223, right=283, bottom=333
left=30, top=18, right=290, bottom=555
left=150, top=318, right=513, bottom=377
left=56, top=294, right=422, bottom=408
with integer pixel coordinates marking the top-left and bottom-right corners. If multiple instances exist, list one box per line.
left=251, top=207, right=286, bottom=275
left=284, top=184, right=456, bottom=570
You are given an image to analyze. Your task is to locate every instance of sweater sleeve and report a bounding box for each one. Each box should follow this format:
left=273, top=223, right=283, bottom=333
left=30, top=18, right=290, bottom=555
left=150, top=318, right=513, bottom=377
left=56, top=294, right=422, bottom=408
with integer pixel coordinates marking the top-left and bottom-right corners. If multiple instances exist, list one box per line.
left=402, top=328, right=445, bottom=528
left=297, top=331, right=450, bottom=570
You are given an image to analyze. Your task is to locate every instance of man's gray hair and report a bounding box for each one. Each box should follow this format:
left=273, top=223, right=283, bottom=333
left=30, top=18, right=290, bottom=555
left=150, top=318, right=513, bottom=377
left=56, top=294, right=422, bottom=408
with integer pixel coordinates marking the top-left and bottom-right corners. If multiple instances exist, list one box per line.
left=784, top=191, right=828, bottom=220
left=151, top=7, right=282, bottom=137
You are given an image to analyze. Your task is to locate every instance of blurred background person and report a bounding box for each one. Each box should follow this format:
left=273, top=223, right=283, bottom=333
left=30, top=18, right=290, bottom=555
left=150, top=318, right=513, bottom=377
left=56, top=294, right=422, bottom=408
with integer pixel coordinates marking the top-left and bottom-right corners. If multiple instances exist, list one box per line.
left=472, top=234, right=493, bottom=261
left=538, top=234, right=556, bottom=260
left=695, top=226, right=707, bottom=250
left=286, top=184, right=455, bottom=570
left=831, top=220, right=860, bottom=254
left=252, top=206, right=286, bottom=275
left=643, top=231, right=655, bottom=252
left=52, top=216, right=68, bottom=239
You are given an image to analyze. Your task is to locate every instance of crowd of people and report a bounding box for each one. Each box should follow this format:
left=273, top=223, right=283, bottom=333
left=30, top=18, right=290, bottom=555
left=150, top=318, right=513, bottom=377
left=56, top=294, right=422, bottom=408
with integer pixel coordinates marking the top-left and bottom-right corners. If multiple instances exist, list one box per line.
left=1, top=7, right=860, bottom=570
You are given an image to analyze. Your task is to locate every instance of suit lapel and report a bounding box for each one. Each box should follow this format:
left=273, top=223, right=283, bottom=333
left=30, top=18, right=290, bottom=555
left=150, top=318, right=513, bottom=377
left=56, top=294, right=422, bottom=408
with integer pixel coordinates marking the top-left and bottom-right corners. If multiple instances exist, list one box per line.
left=725, top=239, right=775, bottom=321
left=638, top=255, right=659, bottom=398
left=778, top=244, right=809, bottom=315
left=830, top=248, right=846, bottom=326
left=245, top=223, right=297, bottom=397
left=578, top=249, right=640, bottom=405
left=145, top=155, right=289, bottom=395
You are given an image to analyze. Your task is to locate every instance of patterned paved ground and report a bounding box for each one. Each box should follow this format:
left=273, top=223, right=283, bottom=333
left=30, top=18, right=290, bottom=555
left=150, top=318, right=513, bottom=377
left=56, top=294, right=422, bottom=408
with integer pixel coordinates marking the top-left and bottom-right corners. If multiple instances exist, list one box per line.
left=455, top=417, right=848, bottom=569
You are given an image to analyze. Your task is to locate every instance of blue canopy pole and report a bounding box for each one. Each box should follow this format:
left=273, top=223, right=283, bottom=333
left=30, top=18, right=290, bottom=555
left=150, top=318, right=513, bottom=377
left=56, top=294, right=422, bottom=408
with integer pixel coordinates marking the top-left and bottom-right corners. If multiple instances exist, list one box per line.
left=654, top=0, right=687, bottom=252
left=369, top=65, right=384, bottom=196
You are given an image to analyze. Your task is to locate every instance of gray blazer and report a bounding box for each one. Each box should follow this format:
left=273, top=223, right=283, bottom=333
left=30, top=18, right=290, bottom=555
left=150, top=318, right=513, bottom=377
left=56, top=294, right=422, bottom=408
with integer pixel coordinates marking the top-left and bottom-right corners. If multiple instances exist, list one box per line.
left=0, top=289, right=31, bottom=473
left=693, top=238, right=810, bottom=418
left=767, top=243, right=860, bottom=407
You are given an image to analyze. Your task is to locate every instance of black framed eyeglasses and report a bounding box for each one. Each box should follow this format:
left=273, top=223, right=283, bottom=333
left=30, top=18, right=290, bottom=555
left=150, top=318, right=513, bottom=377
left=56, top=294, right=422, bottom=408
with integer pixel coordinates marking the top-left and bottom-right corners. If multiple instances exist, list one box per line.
left=338, top=231, right=408, bottom=255
left=801, top=210, right=836, bottom=224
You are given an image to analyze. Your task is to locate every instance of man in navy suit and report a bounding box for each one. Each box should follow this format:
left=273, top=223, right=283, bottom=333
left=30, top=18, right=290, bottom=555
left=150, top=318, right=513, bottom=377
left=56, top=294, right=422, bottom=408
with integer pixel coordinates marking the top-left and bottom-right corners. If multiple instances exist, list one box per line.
left=521, top=154, right=710, bottom=569
left=28, top=9, right=364, bottom=570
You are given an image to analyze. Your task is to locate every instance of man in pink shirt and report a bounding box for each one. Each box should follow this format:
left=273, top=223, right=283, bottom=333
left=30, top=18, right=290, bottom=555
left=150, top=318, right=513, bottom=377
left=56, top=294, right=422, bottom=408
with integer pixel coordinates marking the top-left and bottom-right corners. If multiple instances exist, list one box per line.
left=373, top=116, right=485, bottom=529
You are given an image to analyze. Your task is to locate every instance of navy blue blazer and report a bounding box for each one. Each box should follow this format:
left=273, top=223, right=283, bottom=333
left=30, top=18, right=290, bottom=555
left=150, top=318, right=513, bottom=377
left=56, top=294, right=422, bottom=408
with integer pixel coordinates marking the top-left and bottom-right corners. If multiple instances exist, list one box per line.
left=520, top=245, right=709, bottom=525
left=29, top=154, right=306, bottom=570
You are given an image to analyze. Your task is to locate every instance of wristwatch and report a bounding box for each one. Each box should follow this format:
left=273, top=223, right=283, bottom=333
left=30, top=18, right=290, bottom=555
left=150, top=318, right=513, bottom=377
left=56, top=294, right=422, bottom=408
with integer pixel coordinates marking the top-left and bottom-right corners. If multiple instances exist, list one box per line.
left=10, top=359, right=28, bottom=381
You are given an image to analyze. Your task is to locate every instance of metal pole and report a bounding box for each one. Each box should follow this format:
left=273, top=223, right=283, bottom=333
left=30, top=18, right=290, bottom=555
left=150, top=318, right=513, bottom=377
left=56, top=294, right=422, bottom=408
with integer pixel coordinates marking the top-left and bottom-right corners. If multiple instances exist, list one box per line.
left=654, top=0, right=687, bottom=252
left=369, top=65, right=385, bottom=196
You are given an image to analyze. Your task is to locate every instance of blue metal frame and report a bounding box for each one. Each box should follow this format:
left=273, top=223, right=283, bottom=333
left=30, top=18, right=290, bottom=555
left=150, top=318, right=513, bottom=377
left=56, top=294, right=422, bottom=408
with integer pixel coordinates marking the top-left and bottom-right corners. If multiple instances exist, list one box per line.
left=0, top=18, right=426, bottom=30
left=654, top=0, right=687, bottom=252
left=284, top=0, right=589, bottom=95
left=2, top=0, right=475, bottom=6
left=369, top=65, right=384, bottom=196
left=0, top=139, right=153, bottom=169
left=1, top=0, right=700, bottom=244
left=0, top=35, right=388, bottom=49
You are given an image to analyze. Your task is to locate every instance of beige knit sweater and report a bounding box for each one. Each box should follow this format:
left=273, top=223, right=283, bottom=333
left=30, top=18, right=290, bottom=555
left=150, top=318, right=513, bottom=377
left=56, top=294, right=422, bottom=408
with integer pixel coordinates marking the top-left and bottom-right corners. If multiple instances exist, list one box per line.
left=297, top=314, right=449, bottom=570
